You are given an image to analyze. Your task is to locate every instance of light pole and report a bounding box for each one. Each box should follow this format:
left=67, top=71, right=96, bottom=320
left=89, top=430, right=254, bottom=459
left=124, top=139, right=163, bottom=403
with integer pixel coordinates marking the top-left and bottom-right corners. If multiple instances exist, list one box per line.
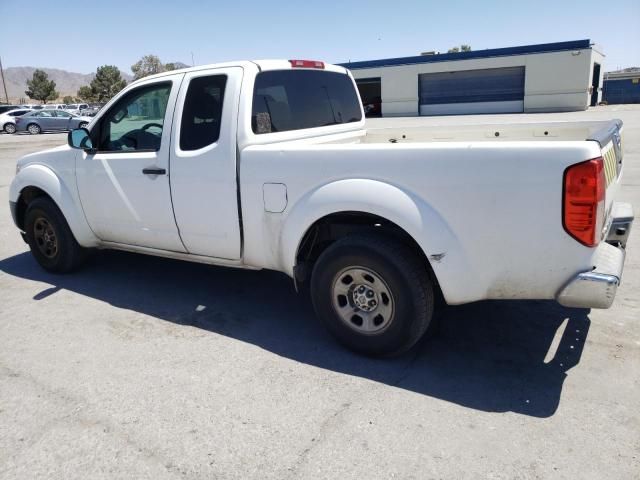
left=0, top=56, right=9, bottom=104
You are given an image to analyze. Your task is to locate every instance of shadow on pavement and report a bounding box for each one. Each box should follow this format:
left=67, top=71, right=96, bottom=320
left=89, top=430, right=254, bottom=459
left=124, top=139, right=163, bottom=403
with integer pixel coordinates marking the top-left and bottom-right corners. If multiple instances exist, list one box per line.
left=0, top=250, right=591, bottom=418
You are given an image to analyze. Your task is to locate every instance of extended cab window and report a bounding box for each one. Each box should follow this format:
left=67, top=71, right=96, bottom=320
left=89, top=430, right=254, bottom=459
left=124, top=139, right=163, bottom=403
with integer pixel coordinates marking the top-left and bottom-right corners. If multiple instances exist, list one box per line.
left=180, top=75, right=226, bottom=150
left=252, top=70, right=362, bottom=134
left=97, top=82, right=171, bottom=152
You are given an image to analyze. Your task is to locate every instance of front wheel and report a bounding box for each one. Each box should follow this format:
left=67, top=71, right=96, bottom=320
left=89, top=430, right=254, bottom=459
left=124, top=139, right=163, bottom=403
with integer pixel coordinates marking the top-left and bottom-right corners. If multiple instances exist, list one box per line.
left=4, top=123, right=16, bottom=134
left=310, top=234, right=434, bottom=357
left=24, top=197, right=87, bottom=272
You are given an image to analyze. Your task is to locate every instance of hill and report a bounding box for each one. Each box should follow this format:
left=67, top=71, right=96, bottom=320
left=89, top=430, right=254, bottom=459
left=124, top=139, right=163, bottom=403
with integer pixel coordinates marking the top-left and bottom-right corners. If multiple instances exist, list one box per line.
left=2, top=67, right=133, bottom=103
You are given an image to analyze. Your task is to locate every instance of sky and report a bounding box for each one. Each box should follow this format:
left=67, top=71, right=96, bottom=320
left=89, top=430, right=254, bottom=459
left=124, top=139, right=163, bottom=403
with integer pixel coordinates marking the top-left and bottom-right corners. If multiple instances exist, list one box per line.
left=1, top=0, right=639, bottom=74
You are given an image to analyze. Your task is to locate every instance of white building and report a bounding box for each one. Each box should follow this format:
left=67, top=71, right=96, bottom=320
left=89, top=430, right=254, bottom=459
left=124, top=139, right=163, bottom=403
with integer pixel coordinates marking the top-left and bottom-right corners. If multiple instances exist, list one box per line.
left=341, top=40, right=605, bottom=116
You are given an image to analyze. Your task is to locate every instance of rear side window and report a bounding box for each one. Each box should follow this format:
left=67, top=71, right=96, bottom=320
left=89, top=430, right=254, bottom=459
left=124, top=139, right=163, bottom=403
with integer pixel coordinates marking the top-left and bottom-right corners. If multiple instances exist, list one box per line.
left=180, top=75, right=227, bottom=150
left=252, top=70, right=362, bottom=134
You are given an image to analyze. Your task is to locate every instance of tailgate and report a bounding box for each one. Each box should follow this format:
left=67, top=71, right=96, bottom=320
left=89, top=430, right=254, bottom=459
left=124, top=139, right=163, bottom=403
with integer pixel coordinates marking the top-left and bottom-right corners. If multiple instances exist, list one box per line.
left=587, top=119, right=624, bottom=216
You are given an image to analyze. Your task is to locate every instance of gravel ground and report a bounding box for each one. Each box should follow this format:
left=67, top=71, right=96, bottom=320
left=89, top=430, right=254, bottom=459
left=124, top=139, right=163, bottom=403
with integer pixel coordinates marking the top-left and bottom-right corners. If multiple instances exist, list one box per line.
left=0, top=106, right=638, bottom=479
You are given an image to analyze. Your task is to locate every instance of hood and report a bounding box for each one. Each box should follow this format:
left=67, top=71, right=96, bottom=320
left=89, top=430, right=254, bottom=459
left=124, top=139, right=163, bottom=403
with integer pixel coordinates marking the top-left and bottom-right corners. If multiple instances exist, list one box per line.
left=16, top=143, right=73, bottom=171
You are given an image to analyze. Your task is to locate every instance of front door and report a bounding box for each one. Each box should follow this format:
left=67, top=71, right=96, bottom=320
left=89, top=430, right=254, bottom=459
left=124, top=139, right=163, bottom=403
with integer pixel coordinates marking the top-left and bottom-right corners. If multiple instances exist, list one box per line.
left=76, top=75, right=187, bottom=252
left=53, top=109, right=73, bottom=130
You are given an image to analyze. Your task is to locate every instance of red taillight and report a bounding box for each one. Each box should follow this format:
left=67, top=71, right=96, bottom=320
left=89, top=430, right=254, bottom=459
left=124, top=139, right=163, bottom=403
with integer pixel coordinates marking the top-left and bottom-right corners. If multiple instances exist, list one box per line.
left=563, top=157, right=605, bottom=247
left=289, top=59, right=325, bottom=69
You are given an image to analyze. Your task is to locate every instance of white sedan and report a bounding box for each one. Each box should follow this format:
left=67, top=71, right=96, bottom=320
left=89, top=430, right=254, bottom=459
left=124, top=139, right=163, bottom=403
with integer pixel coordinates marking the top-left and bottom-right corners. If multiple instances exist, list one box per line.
left=0, top=108, right=32, bottom=134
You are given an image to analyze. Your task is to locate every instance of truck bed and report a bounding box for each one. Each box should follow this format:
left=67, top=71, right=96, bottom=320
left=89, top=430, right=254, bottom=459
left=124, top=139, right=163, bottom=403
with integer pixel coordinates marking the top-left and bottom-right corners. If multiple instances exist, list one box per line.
left=359, top=120, right=622, bottom=144
left=241, top=119, right=624, bottom=306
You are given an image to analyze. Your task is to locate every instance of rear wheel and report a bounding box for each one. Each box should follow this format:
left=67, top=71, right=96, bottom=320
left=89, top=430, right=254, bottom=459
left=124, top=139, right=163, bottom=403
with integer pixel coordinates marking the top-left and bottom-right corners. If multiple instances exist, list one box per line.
left=4, top=123, right=16, bottom=134
left=24, top=197, right=87, bottom=272
left=310, top=234, right=434, bottom=357
left=27, top=123, right=41, bottom=135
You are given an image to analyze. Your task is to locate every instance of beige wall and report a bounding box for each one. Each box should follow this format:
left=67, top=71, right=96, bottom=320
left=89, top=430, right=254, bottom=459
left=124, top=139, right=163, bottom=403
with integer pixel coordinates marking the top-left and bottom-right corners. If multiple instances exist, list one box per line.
left=349, top=48, right=600, bottom=115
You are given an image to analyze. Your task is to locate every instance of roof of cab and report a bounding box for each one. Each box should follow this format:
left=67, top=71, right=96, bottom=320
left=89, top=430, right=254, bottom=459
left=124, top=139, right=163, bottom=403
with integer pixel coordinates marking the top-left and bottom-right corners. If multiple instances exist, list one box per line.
left=128, top=59, right=348, bottom=86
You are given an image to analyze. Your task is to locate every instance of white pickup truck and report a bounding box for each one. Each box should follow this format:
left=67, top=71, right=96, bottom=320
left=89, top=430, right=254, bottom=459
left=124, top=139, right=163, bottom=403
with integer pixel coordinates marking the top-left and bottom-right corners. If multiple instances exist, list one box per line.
left=9, top=59, right=634, bottom=356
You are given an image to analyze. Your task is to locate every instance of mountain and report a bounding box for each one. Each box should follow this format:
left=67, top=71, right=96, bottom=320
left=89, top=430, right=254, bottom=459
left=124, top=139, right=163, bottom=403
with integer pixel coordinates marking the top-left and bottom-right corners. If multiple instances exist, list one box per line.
left=2, top=67, right=133, bottom=103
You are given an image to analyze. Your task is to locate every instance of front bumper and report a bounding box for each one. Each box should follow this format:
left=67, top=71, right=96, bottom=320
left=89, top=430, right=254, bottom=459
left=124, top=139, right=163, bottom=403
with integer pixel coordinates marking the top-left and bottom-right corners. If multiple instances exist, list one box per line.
left=557, top=202, right=633, bottom=309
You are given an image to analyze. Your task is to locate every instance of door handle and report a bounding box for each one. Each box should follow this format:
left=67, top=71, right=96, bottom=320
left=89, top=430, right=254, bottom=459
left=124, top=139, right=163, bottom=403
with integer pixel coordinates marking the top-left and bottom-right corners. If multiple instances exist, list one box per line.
left=142, top=167, right=166, bottom=175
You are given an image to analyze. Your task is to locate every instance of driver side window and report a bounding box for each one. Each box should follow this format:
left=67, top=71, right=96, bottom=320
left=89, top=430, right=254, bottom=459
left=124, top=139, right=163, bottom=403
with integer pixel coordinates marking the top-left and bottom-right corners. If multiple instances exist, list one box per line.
left=97, top=82, right=171, bottom=153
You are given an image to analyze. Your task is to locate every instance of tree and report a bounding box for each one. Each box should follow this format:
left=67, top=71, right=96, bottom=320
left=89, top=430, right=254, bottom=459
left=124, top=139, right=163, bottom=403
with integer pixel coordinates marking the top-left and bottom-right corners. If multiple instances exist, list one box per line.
left=90, top=65, right=127, bottom=102
left=448, top=44, right=472, bottom=53
left=77, top=65, right=127, bottom=103
left=131, top=54, right=165, bottom=80
left=63, top=95, right=76, bottom=104
left=25, top=69, right=58, bottom=104
left=77, top=86, right=95, bottom=102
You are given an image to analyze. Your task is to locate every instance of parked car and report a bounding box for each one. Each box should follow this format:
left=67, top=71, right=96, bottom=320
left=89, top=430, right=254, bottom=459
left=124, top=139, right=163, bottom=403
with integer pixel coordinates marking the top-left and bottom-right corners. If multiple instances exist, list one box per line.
left=78, top=107, right=100, bottom=117
left=0, top=105, right=25, bottom=114
left=8, top=59, right=634, bottom=357
left=0, top=108, right=32, bottom=133
left=14, top=109, right=92, bottom=134
left=63, top=103, right=90, bottom=115
left=363, top=96, right=382, bottom=117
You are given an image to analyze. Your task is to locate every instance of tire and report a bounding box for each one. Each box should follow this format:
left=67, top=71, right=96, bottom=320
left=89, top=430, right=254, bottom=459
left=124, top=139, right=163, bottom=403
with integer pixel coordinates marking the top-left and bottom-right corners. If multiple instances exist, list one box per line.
left=310, top=234, right=434, bottom=357
left=27, top=123, right=41, bottom=135
left=4, top=123, right=16, bottom=134
left=78, top=122, right=88, bottom=129
left=24, top=197, right=87, bottom=273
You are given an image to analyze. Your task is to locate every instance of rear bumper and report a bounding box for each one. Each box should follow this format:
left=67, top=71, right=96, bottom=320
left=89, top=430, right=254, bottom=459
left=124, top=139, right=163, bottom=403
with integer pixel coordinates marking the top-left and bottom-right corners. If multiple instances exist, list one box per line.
left=557, top=202, right=633, bottom=309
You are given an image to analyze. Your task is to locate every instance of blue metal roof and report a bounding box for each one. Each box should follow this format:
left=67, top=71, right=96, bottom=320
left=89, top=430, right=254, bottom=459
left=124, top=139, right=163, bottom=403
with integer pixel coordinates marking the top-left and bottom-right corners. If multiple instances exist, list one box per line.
left=339, top=39, right=592, bottom=70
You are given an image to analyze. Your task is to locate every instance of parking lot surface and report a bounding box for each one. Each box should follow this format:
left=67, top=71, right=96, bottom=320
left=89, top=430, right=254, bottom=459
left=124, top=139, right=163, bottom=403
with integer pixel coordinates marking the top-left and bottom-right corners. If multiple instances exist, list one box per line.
left=1, top=106, right=639, bottom=479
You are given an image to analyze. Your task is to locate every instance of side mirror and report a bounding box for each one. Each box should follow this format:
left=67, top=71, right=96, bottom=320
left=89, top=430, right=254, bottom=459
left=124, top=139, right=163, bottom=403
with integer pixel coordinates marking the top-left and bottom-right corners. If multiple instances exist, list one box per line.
left=68, top=128, right=95, bottom=153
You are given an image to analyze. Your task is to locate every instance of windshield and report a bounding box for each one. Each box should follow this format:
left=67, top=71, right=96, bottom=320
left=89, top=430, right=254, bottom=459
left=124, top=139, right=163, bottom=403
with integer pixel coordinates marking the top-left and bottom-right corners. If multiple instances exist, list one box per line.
left=252, top=70, right=362, bottom=134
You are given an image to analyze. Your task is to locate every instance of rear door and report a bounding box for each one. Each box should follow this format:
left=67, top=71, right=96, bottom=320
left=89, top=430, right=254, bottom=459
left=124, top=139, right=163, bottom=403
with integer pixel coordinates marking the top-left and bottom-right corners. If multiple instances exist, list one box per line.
left=36, top=110, right=57, bottom=130
left=169, top=67, right=243, bottom=259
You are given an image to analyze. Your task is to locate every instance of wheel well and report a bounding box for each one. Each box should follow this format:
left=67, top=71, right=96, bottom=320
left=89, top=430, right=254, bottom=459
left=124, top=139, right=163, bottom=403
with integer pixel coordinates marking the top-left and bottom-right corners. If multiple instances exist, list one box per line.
left=15, top=186, right=53, bottom=230
left=295, top=211, right=444, bottom=302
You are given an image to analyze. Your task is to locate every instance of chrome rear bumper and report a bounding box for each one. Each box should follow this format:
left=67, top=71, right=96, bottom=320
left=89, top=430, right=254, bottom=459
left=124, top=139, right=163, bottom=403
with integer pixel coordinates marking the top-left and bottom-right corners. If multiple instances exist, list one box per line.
left=557, top=202, right=633, bottom=309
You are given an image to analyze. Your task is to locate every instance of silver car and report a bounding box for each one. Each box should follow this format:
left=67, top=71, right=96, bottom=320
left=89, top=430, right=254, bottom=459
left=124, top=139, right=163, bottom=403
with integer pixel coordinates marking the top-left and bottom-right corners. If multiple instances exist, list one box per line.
left=15, top=109, right=92, bottom=134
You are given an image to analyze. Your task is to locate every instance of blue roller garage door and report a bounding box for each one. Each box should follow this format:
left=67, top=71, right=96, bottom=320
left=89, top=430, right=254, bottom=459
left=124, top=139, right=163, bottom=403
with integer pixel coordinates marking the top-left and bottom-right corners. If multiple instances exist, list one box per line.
left=603, top=78, right=640, bottom=104
left=419, top=66, right=525, bottom=115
